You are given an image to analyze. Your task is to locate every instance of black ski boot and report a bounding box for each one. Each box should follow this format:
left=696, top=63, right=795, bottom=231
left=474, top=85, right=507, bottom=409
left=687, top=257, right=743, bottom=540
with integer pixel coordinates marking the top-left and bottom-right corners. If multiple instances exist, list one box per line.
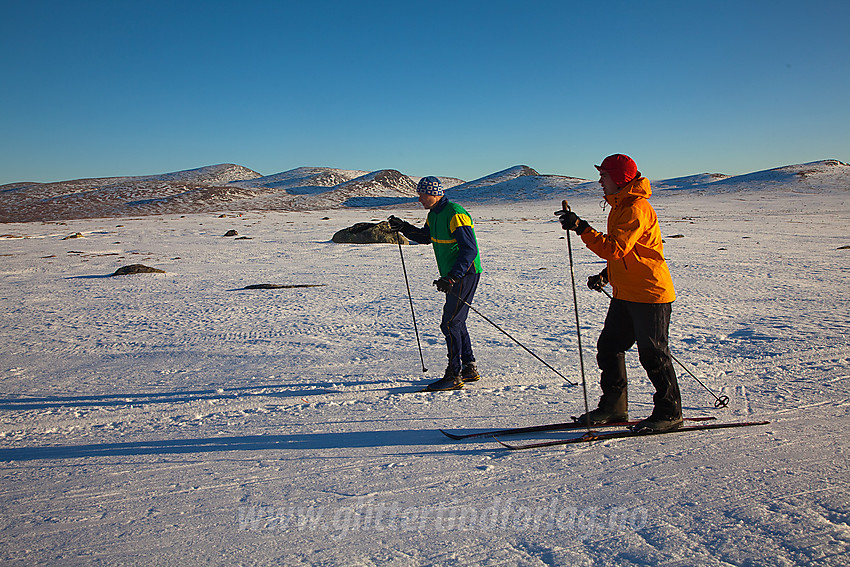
left=461, top=362, right=480, bottom=382
left=633, top=366, right=683, bottom=432
left=572, top=391, right=628, bottom=426
left=427, top=368, right=464, bottom=391
left=630, top=414, right=683, bottom=434
left=572, top=407, right=629, bottom=426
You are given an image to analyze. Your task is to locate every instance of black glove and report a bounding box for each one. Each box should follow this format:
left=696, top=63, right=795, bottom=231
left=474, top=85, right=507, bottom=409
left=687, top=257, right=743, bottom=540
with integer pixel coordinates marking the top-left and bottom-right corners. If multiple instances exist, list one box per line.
left=433, top=276, right=456, bottom=293
left=387, top=215, right=408, bottom=232
left=587, top=268, right=608, bottom=291
left=557, top=210, right=590, bottom=235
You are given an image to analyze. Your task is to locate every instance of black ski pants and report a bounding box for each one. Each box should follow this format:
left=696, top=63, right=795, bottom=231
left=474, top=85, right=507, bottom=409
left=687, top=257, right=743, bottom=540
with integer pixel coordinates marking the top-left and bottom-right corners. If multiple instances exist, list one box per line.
left=596, top=298, right=681, bottom=419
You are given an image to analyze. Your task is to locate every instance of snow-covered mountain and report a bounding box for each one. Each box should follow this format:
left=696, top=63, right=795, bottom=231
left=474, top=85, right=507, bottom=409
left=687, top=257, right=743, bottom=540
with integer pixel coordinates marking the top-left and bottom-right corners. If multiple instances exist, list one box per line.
left=144, top=164, right=263, bottom=185
left=228, top=166, right=369, bottom=192
left=449, top=165, right=590, bottom=202
left=1, top=160, right=847, bottom=223
left=0, top=164, right=265, bottom=223
left=652, top=160, right=850, bottom=194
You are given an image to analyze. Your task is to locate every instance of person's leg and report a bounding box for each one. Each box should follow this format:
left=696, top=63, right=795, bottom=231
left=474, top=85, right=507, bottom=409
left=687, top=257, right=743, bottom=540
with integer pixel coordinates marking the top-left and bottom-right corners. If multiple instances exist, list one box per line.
left=584, top=298, right=634, bottom=421
left=630, top=301, right=682, bottom=425
left=454, top=273, right=479, bottom=367
left=428, top=277, right=478, bottom=391
left=439, top=277, right=475, bottom=376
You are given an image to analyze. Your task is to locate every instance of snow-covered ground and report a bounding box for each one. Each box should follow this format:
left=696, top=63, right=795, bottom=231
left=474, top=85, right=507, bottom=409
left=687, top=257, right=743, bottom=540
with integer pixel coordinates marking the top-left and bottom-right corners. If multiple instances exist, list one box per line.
left=1, top=187, right=848, bottom=565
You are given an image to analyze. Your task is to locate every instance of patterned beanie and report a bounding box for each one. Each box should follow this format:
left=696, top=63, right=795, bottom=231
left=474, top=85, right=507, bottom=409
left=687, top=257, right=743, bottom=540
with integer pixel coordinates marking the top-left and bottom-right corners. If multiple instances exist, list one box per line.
left=416, top=176, right=444, bottom=196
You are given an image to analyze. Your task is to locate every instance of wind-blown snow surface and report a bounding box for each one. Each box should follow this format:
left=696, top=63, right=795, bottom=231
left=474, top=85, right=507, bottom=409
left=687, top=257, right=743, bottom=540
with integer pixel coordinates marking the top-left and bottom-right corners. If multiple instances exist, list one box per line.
left=1, top=187, right=849, bottom=565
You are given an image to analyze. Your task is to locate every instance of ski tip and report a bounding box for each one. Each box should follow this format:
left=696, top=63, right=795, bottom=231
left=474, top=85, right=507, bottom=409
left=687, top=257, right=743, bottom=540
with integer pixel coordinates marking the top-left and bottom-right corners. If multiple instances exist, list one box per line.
left=438, top=429, right=465, bottom=440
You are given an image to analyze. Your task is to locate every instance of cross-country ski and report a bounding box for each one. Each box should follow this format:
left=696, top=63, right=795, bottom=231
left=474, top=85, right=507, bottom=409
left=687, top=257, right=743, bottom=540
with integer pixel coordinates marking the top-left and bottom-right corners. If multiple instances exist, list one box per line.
left=440, top=415, right=717, bottom=440
left=496, top=420, right=772, bottom=450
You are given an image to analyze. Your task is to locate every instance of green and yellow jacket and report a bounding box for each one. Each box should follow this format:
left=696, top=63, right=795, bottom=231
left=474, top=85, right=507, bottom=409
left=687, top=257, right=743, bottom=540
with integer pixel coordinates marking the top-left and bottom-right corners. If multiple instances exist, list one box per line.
left=403, top=197, right=482, bottom=279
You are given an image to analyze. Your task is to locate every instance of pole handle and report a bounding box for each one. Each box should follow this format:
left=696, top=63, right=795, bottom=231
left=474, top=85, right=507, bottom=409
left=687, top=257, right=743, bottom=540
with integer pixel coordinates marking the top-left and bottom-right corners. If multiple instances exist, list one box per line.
left=562, top=199, right=570, bottom=212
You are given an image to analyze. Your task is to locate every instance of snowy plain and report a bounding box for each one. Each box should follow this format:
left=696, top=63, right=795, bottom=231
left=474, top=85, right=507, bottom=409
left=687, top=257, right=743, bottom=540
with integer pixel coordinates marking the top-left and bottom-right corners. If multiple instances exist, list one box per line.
left=1, top=167, right=849, bottom=566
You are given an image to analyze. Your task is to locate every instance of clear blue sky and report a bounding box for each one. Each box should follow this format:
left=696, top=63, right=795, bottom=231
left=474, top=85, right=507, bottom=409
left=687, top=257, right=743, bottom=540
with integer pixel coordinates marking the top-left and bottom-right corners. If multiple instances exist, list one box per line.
left=1, top=0, right=848, bottom=185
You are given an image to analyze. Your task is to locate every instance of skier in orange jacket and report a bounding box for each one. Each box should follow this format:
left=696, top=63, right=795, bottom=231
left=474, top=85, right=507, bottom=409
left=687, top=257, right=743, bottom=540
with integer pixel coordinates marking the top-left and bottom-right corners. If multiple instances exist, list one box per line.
left=558, top=154, right=682, bottom=433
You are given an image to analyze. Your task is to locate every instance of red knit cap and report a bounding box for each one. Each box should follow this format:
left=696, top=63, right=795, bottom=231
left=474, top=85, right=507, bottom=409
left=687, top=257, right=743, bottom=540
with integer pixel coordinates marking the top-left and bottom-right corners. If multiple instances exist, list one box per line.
left=595, top=154, right=639, bottom=187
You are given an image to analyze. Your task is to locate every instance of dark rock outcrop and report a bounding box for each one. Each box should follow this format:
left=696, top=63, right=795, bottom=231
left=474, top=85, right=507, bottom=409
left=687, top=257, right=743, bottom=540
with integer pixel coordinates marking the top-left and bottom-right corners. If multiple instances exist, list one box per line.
left=111, top=264, right=166, bottom=276
left=332, top=221, right=409, bottom=244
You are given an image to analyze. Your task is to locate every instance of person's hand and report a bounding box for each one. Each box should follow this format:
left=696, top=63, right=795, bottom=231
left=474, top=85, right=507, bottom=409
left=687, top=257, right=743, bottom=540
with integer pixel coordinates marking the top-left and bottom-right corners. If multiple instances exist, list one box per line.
left=558, top=210, right=589, bottom=234
left=387, top=215, right=407, bottom=232
left=587, top=268, right=608, bottom=291
left=433, top=276, right=456, bottom=293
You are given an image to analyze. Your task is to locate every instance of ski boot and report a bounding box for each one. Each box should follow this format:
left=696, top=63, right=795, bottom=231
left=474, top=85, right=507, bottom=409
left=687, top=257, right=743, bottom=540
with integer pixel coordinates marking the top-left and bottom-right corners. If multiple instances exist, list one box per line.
left=572, top=407, right=629, bottom=426
left=427, top=368, right=464, bottom=391
left=460, top=362, right=480, bottom=383
left=572, top=391, right=628, bottom=426
left=630, top=414, right=683, bottom=434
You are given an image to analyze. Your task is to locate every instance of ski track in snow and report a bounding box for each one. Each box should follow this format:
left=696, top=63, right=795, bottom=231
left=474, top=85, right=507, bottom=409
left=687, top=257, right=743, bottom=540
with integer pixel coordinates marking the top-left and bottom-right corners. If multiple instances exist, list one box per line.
left=1, top=192, right=849, bottom=565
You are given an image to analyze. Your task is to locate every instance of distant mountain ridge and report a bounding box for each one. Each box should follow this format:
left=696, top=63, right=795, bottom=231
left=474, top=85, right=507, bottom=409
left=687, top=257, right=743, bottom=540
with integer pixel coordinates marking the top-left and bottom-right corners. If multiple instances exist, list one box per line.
left=1, top=160, right=847, bottom=223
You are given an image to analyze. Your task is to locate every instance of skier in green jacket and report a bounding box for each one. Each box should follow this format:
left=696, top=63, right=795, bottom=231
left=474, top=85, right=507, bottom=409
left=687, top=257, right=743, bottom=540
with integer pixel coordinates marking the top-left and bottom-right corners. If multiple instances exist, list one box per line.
left=389, top=176, right=483, bottom=391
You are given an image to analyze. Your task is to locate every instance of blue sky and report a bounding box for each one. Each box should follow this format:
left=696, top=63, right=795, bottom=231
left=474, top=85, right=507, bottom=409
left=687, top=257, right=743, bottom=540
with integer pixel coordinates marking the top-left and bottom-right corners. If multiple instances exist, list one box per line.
left=1, top=0, right=848, bottom=185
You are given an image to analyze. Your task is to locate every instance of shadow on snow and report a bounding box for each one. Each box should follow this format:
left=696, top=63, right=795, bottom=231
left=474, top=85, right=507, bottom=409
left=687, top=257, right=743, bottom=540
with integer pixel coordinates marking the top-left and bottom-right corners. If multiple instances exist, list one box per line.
left=0, top=429, right=456, bottom=462
left=0, top=382, right=427, bottom=411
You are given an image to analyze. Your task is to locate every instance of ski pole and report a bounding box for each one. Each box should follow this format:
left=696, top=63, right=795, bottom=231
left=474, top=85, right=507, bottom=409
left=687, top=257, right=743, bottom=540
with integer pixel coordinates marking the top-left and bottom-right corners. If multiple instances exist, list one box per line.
left=396, top=232, right=428, bottom=373
left=446, top=291, right=577, bottom=386
left=558, top=200, right=592, bottom=427
left=596, top=287, right=729, bottom=408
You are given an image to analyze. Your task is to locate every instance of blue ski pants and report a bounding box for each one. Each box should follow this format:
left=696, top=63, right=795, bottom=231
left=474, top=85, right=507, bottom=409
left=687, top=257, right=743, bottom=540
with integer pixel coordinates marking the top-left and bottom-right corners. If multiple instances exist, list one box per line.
left=440, top=273, right=480, bottom=375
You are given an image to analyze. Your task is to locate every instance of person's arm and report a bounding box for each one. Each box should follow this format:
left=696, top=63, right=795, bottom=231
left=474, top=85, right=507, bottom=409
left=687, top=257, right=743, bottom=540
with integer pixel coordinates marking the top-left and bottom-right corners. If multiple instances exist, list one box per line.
left=388, top=215, right=431, bottom=244
left=581, top=206, right=647, bottom=261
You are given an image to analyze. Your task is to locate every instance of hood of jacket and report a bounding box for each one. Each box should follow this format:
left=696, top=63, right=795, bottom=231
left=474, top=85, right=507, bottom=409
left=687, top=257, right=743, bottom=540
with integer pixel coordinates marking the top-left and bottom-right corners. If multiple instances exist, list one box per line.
left=605, top=176, right=652, bottom=209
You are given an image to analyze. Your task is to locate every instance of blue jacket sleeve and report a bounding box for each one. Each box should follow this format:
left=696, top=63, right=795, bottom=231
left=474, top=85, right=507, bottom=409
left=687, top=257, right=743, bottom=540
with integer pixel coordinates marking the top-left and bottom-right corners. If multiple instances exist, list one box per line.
left=449, top=225, right=478, bottom=280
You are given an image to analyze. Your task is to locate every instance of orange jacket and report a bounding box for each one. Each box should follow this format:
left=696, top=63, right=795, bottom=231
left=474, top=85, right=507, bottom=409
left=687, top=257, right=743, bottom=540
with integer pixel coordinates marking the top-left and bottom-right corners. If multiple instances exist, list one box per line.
left=580, top=176, right=676, bottom=304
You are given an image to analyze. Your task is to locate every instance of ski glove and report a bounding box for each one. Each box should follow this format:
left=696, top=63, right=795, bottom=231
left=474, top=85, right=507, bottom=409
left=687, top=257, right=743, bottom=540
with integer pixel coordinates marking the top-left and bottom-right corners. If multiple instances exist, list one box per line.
left=558, top=211, right=590, bottom=235
left=433, top=276, right=456, bottom=294
left=387, top=215, right=409, bottom=232
left=587, top=268, right=608, bottom=291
